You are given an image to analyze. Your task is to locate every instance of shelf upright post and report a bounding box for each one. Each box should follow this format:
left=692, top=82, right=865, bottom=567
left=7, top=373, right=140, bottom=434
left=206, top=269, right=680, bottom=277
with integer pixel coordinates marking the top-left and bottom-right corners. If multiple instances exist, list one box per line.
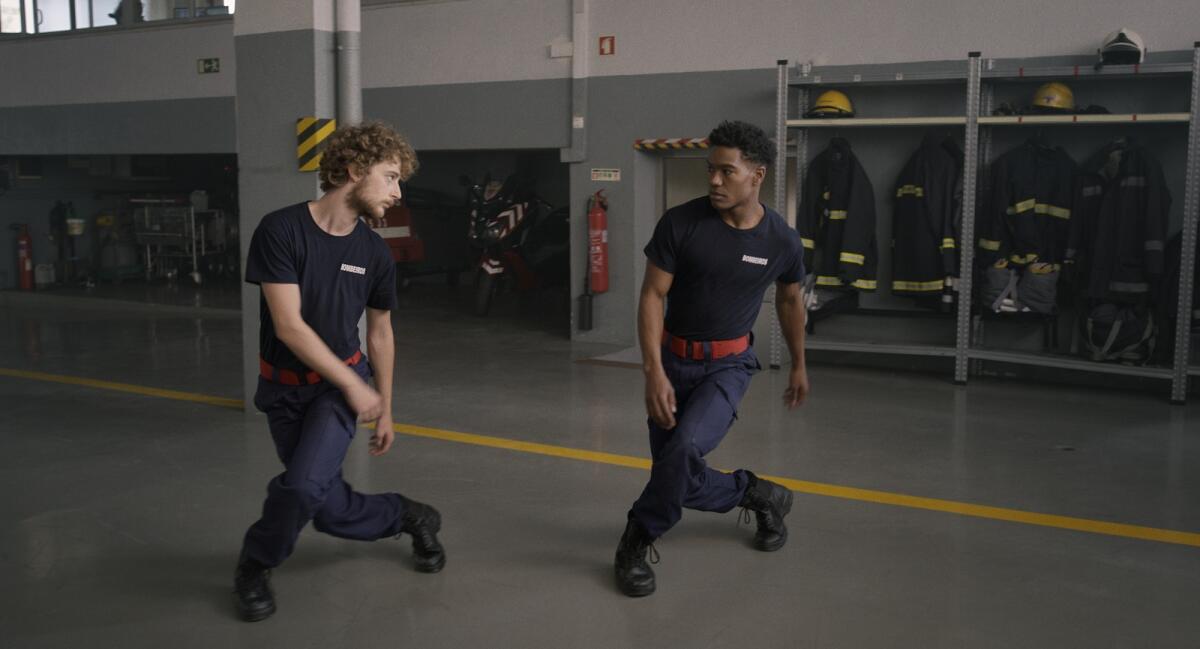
left=1170, top=43, right=1200, bottom=403
left=971, top=80, right=995, bottom=376
left=793, top=86, right=808, bottom=231
left=955, top=53, right=983, bottom=384
left=770, top=59, right=789, bottom=370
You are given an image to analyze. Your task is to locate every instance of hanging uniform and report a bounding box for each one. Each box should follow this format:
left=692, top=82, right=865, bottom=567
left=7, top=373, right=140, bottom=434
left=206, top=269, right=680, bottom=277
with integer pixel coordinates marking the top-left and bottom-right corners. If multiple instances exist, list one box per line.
left=1070, top=138, right=1170, bottom=304
left=977, top=138, right=1078, bottom=314
left=798, top=137, right=878, bottom=291
left=891, top=134, right=963, bottom=298
left=979, top=138, right=1079, bottom=268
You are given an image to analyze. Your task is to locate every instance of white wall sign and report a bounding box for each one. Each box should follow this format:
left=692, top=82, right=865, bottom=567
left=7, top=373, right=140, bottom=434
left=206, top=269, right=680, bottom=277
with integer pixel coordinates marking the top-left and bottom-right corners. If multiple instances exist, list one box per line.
left=591, top=168, right=621, bottom=182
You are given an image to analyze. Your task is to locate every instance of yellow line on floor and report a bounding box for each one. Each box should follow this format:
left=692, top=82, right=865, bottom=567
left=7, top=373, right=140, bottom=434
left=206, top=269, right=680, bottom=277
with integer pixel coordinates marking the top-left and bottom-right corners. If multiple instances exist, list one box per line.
left=4, top=366, right=1198, bottom=548
left=0, top=368, right=243, bottom=410
left=395, top=423, right=652, bottom=471
left=769, top=477, right=1200, bottom=548
left=394, top=423, right=1200, bottom=549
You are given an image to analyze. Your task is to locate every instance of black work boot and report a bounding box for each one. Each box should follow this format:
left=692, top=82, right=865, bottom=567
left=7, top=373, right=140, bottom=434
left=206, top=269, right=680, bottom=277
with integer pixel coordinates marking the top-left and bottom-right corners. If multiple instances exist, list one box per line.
left=398, top=496, right=445, bottom=573
left=738, top=471, right=793, bottom=552
left=233, top=557, right=276, bottom=622
left=614, top=519, right=658, bottom=597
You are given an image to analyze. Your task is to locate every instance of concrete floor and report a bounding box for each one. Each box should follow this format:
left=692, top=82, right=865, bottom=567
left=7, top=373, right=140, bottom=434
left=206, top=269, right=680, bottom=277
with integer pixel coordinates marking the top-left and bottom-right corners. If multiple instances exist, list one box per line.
left=1, top=283, right=1198, bottom=649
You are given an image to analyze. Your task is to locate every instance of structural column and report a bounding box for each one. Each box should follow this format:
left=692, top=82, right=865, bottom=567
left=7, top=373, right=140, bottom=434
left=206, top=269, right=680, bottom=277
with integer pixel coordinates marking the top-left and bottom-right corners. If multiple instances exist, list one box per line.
left=235, top=1, right=337, bottom=408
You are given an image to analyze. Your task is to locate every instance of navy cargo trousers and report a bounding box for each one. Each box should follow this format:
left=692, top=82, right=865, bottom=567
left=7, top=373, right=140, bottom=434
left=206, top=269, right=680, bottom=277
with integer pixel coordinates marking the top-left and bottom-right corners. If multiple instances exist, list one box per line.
left=241, top=358, right=407, bottom=568
left=628, top=343, right=760, bottom=539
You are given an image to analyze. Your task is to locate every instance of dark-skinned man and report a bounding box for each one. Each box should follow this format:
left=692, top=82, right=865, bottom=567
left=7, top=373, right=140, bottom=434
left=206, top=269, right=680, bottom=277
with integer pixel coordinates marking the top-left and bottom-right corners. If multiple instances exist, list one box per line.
left=614, top=120, right=809, bottom=597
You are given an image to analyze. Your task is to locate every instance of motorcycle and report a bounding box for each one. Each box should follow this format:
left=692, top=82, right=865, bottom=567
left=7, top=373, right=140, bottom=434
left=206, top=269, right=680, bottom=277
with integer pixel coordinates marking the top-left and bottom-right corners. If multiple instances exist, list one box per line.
left=461, top=173, right=569, bottom=316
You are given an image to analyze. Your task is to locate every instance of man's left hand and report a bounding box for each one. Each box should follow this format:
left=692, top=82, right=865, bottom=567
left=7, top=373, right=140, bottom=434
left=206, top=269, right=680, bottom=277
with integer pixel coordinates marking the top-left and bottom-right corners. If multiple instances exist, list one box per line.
left=783, top=366, right=809, bottom=409
left=369, top=413, right=395, bottom=456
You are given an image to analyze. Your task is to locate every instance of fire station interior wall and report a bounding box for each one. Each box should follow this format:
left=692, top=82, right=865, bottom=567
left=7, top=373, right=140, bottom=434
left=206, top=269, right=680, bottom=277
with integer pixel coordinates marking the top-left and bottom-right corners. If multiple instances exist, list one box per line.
left=0, top=19, right=237, bottom=156
left=583, top=0, right=1200, bottom=77
left=0, top=98, right=237, bottom=156
left=360, top=0, right=572, bottom=89
left=363, top=79, right=572, bottom=152
left=0, top=20, right=235, bottom=108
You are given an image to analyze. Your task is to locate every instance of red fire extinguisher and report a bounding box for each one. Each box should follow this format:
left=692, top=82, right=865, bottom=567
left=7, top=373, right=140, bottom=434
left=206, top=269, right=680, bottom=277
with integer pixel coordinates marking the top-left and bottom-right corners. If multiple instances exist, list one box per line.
left=587, top=190, right=609, bottom=294
left=578, top=190, right=610, bottom=331
left=13, top=224, right=34, bottom=291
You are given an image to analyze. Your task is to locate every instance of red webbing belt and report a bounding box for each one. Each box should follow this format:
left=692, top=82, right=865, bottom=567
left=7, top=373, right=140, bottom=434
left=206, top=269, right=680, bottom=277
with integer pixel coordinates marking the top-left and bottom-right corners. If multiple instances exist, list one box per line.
left=662, top=331, right=749, bottom=360
left=259, top=350, right=363, bottom=386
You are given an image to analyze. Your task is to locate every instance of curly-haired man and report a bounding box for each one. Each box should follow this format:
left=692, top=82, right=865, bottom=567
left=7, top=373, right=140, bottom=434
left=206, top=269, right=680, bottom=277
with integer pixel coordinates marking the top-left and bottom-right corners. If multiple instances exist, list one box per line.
left=233, top=122, right=444, bottom=622
left=614, top=120, right=810, bottom=597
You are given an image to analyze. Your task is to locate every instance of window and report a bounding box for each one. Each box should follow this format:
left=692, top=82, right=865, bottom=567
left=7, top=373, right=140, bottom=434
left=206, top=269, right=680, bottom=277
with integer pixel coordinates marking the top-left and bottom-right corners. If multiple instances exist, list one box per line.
left=0, top=0, right=233, bottom=33
left=0, top=0, right=22, bottom=33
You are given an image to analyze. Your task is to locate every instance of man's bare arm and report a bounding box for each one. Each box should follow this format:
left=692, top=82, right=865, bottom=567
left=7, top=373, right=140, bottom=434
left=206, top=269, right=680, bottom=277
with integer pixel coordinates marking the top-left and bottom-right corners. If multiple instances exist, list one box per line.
left=639, top=262, right=677, bottom=429
left=775, top=280, right=809, bottom=408
left=261, top=282, right=381, bottom=420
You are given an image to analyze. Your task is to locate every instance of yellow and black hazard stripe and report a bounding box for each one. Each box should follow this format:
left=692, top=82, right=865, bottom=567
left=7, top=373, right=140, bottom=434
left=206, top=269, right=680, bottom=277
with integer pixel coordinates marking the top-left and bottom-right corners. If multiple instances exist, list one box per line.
left=297, top=117, right=337, bottom=172
left=632, top=138, right=709, bottom=150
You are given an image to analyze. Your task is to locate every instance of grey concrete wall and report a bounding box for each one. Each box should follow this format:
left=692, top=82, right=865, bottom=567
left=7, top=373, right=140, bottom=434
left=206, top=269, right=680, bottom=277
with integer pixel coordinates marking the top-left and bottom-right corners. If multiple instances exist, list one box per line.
left=361, top=0, right=572, bottom=88
left=0, top=98, right=236, bottom=155
left=587, top=0, right=1200, bottom=76
left=0, top=18, right=236, bottom=156
left=0, top=20, right=235, bottom=107
left=364, top=79, right=572, bottom=150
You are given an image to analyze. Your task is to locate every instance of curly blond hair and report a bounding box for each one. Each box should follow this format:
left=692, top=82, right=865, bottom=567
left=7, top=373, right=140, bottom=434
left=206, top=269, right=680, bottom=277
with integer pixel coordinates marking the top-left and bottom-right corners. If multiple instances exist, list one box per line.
left=318, top=121, right=419, bottom=192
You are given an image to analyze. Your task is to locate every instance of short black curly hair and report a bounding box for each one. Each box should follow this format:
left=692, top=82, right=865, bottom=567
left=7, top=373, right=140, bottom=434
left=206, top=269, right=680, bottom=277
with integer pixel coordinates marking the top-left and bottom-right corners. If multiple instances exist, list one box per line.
left=707, top=120, right=774, bottom=167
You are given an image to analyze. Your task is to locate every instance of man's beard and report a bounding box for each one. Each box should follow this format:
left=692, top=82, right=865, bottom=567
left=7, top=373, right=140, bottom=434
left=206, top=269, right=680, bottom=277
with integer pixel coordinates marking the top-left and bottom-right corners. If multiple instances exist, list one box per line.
left=347, top=184, right=386, bottom=227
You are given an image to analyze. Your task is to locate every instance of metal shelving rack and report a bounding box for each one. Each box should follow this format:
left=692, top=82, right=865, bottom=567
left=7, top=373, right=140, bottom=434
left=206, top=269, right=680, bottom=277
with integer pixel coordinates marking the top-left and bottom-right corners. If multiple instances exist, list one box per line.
left=773, top=55, right=974, bottom=366
left=773, top=44, right=1200, bottom=402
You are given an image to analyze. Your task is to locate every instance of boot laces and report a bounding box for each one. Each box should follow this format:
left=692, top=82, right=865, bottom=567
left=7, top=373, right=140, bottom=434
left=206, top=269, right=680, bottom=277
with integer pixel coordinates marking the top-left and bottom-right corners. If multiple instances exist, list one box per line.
left=646, top=542, right=660, bottom=565
left=398, top=526, right=439, bottom=552
left=739, top=504, right=777, bottom=530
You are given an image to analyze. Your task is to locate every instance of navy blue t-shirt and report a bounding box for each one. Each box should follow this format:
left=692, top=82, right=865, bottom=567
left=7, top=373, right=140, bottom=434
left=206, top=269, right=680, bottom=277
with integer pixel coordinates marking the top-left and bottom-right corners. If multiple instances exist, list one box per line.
left=645, top=196, right=805, bottom=340
left=245, top=202, right=396, bottom=371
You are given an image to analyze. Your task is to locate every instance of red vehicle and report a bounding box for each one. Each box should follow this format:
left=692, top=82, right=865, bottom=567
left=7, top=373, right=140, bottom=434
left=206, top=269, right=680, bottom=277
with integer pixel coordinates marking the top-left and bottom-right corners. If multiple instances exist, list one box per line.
left=372, top=200, right=425, bottom=290
left=371, top=187, right=468, bottom=291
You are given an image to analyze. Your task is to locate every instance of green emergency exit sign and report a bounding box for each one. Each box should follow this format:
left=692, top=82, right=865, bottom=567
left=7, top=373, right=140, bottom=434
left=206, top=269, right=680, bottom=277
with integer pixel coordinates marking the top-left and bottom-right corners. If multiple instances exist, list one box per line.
left=197, top=58, right=221, bottom=74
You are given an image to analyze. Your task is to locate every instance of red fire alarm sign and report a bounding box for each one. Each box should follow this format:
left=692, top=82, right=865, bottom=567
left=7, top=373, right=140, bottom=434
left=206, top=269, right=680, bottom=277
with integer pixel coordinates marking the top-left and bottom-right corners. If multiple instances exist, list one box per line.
left=599, top=36, right=615, bottom=56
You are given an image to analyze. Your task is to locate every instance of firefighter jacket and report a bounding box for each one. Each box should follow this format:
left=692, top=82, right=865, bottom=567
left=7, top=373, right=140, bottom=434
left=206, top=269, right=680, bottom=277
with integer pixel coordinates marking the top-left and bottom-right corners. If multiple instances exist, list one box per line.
left=978, top=138, right=1078, bottom=269
left=891, top=135, right=963, bottom=296
left=799, top=137, right=878, bottom=291
left=1070, top=138, right=1170, bottom=303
